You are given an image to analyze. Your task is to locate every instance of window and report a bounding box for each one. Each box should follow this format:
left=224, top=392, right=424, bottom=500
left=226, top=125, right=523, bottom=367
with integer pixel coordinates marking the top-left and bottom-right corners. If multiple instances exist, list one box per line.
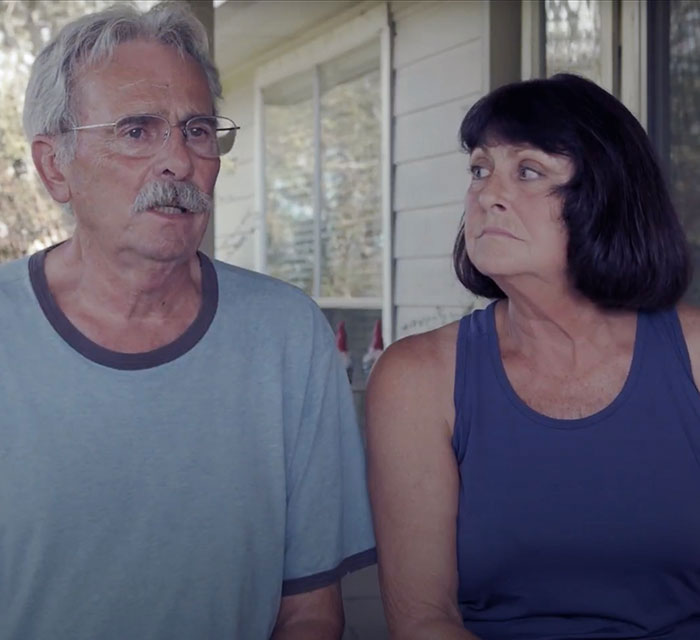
left=545, top=0, right=603, bottom=83
left=263, top=41, right=382, bottom=304
left=648, top=0, right=700, bottom=303
left=522, top=0, right=618, bottom=92
left=258, top=34, right=389, bottom=427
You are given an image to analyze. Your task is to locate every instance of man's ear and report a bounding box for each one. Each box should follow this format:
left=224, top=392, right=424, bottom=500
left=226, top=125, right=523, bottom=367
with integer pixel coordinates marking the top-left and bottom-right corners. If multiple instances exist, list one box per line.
left=31, top=135, right=71, bottom=204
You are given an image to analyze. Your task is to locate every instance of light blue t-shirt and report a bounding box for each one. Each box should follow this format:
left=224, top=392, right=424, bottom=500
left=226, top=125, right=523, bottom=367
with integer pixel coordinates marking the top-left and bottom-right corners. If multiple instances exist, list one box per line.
left=0, top=250, right=376, bottom=640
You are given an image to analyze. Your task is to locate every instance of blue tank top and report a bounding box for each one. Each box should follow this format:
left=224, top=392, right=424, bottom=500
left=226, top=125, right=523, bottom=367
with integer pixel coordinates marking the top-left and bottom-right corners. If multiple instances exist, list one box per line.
left=452, top=303, right=700, bottom=640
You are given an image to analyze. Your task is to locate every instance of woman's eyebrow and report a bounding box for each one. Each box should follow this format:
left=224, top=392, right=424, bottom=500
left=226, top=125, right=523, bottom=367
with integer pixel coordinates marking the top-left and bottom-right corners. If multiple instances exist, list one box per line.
left=514, top=147, right=571, bottom=167
left=511, top=144, right=551, bottom=157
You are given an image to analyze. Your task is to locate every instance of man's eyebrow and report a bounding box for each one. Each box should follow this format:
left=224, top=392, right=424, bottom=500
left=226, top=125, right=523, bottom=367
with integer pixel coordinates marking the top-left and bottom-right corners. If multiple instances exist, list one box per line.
left=181, top=111, right=215, bottom=120
left=119, top=110, right=215, bottom=122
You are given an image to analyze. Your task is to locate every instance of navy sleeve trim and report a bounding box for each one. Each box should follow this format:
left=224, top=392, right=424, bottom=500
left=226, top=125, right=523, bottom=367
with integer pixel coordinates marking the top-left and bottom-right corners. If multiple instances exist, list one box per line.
left=281, top=547, right=377, bottom=596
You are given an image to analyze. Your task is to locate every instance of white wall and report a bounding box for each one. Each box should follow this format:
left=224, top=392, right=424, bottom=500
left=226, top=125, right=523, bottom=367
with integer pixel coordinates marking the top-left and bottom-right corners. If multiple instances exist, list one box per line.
left=214, top=0, right=523, bottom=341
left=390, top=0, right=486, bottom=339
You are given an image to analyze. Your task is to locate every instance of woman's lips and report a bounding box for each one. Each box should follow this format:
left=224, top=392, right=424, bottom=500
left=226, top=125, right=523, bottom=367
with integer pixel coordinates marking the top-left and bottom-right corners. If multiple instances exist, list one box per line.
left=479, top=226, right=518, bottom=239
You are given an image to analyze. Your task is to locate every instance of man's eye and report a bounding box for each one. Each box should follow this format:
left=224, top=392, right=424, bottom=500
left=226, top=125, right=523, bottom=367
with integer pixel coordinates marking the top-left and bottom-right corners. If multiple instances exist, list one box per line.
left=117, top=126, right=150, bottom=141
left=187, top=126, right=213, bottom=139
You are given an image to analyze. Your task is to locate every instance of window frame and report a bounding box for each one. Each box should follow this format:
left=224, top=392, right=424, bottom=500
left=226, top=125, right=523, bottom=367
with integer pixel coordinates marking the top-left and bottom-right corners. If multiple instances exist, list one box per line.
left=520, top=0, right=620, bottom=94
left=253, top=3, right=393, bottom=344
left=522, top=0, right=649, bottom=125
left=646, top=0, right=670, bottom=177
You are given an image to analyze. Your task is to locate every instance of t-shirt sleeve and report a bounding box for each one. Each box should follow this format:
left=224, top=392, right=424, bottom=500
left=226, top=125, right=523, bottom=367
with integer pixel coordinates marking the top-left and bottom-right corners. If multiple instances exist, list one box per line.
left=281, top=307, right=377, bottom=596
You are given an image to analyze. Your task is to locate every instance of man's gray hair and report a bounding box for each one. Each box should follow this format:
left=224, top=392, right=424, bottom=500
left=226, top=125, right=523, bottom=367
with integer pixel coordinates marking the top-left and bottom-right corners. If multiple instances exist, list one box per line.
left=23, top=2, right=222, bottom=164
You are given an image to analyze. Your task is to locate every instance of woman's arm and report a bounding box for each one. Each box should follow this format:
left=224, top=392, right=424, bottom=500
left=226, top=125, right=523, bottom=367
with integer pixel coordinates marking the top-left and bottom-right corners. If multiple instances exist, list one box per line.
left=365, top=326, right=480, bottom=640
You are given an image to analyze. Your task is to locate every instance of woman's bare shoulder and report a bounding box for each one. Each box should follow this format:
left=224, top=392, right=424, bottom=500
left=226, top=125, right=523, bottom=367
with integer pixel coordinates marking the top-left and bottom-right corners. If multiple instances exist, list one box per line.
left=675, top=304, right=700, bottom=383
left=365, top=321, right=461, bottom=431
left=674, top=303, right=700, bottom=346
left=370, top=321, right=460, bottom=385
left=676, top=303, right=700, bottom=328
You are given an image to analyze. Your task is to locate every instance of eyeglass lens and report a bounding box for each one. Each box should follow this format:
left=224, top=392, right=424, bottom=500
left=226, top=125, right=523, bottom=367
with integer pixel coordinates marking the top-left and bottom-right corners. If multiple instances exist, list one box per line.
left=112, top=115, right=237, bottom=158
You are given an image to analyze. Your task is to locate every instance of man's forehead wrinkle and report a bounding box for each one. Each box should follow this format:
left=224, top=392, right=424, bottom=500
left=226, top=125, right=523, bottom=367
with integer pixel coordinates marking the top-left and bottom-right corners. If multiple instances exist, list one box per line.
left=116, top=79, right=170, bottom=91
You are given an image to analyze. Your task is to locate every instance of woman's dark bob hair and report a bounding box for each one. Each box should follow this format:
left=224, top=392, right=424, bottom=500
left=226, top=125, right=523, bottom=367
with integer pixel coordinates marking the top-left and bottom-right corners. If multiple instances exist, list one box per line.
left=454, top=73, right=691, bottom=310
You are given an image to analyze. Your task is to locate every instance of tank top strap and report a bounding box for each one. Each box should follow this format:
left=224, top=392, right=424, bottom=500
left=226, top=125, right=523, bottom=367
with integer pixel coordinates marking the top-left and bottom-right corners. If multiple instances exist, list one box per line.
left=452, top=302, right=496, bottom=463
left=641, top=307, right=694, bottom=380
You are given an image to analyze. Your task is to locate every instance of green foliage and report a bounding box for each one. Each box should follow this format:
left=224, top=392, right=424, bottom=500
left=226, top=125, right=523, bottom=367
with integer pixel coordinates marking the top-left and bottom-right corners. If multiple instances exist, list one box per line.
left=0, top=0, right=156, bottom=262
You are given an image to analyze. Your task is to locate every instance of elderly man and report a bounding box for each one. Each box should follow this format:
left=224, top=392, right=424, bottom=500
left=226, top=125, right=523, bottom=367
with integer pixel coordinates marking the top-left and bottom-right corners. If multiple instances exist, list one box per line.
left=0, top=3, right=376, bottom=639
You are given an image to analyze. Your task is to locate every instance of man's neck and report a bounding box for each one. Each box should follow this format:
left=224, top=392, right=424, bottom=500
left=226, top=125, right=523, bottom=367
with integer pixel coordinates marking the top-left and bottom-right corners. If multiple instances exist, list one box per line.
left=43, top=238, right=204, bottom=352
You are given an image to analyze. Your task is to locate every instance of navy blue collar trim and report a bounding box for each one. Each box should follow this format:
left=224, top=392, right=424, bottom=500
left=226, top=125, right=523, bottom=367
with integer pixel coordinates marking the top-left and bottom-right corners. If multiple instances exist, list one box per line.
left=28, top=249, right=218, bottom=370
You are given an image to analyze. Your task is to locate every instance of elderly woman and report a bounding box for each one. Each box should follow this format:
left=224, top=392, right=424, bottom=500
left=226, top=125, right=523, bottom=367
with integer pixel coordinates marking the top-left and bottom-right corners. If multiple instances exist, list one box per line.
left=366, top=73, right=700, bottom=640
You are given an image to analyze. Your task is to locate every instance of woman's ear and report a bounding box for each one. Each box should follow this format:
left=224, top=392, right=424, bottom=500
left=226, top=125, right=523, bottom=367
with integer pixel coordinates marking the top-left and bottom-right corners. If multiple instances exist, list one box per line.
left=31, top=135, right=71, bottom=204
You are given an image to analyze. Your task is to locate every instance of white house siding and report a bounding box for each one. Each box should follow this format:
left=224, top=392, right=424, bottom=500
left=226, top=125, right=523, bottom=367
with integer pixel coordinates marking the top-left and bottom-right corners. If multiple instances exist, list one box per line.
left=214, top=0, right=522, bottom=342
left=390, top=0, right=486, bottom=339
left=215, top=71, right=257, bottom=269
left=390, top=0, right=521, bottom=340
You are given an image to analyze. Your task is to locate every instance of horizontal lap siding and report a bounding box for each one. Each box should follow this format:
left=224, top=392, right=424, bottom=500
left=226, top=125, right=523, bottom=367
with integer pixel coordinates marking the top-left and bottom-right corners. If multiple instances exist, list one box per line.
left=391, top=0, right=486, bottom=339
left=394, top=204, right=463, bottom=259
left=394, top=39, right=483, bottom=116
left=394, top=96, right=479, bottom=164
left=395, top=257, right=468, bottom=306
left=397, top=303, right=483, bottom=338
left=393, top=0, right=484, bottom=67
left=394, top=152, right=468, bottom=211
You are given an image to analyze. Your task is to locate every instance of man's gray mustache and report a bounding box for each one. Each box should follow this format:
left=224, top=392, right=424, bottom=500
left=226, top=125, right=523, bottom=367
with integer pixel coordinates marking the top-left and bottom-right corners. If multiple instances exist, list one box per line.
left=131, top=181, right=213, bottom=215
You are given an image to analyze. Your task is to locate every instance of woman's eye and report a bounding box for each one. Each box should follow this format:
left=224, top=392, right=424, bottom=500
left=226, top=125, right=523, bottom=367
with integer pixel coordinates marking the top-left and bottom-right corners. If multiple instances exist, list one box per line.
left=519, top=166, right=540, bottom=180
left=470, top=165, right=490, bottom=179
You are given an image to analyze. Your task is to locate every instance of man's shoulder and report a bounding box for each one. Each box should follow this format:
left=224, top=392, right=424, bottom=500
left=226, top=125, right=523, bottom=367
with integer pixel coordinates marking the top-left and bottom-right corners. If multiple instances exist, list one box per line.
left=0, top=256, right=35, bottom=331
left=0, top=255, right=31, bottom=286
left=212, top=259, right=320, bottom=315
left=0, top=255, right=32, bottom=304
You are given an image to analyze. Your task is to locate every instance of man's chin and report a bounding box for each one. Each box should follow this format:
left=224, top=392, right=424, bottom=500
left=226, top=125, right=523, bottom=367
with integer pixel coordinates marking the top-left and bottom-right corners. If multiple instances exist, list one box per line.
left=128, top=234, right=205, bottom=264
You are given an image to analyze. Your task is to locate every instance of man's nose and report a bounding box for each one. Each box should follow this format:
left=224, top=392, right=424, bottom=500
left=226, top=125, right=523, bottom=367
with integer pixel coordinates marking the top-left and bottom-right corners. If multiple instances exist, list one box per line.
left=155, top=126, right=194, bottom=180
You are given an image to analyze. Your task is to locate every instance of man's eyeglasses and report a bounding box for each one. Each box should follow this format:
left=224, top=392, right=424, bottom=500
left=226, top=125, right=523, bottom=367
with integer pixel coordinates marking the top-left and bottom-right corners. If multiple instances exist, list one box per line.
left=67, top=114, right=239, bottom=158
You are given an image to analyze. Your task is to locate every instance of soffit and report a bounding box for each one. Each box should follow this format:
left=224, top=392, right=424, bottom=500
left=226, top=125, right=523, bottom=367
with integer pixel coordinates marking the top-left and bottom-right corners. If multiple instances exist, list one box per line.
left=214, top=0, right=361, bottom=75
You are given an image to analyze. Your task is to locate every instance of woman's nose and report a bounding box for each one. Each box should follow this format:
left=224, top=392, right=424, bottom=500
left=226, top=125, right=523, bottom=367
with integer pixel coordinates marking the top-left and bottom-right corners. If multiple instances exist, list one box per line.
left=477, top=172, right=508, bottom=210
